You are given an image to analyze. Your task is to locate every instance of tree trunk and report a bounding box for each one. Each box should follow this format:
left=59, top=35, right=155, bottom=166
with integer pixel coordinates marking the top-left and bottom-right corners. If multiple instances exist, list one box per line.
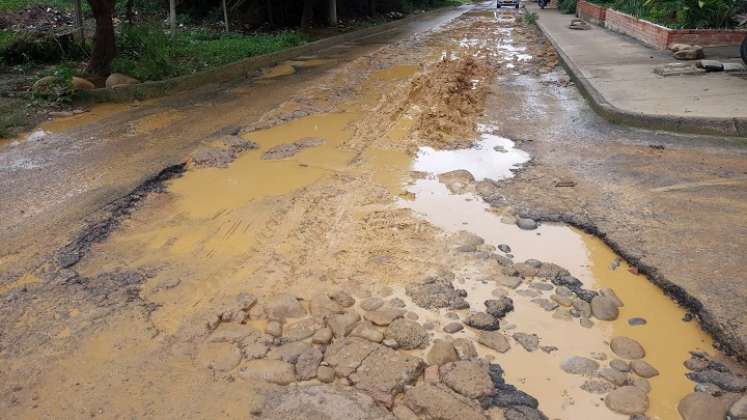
left=125, top=0, right=134, bottom=23
left=265, top=0, right=274, bottom=26
left=301, top=0, right=314, bottom=29
left=169, top=0, right=176, bottom=39
left=86, top=0, right=116, bottom=76
left=327, top=0, right=337, bottom=25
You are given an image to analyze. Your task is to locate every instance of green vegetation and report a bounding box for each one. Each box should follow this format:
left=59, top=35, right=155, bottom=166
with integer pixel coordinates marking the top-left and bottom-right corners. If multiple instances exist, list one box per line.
left=589, top=0, right=742, bottom=28
left=0, top=30, right=16, bottom=51
left=32, top=64, right=75, bottom=103
left=558, top=0, right=577, bottom=14
left=111, top=25, right=308, bottom=81
left=523, top=11, right=539, bottom=25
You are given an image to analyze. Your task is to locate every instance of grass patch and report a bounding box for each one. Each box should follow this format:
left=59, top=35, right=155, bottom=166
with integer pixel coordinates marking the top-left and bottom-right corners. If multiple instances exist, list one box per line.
left=0, top=99, right=26, bottom=138
left=523, top=11, right=539, bottom=25
left=0, top=30, right=16, bottom=52
left=112, top=25, right=309, bottom=82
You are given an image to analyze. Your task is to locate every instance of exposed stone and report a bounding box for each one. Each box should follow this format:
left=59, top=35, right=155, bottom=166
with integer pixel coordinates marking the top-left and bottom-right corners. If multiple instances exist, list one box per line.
left=513, top=333, right=539, bottom=352
left=453, top=338, right=479, bottom=360
left=630, top=377, right=651, bottom=394
left=440, top=360, right=495, bottom=399
left=581, top=379, right=616, bottom=394
left=388, top=298, right=407, bottom=308
left=499, top=276, right=523, bottom=289
left=405, top=273, right=469, bottom=310
left=610, top=336, right=646, bottom=360
left=324, top=337, right=381, bottom=378
left=266, top=320, right=283, bottom=337
left=560, top=356, right=599, bottom=376
left=72, top=76, right=95, bottom=91
left=579, top=318, right=594, bottom=328
left=266, top=294, right=306, bottom=320
left=258, top=384, right=395, bottom=420
left=267, top=341, right=312, bottom=364
left=425, top=365, right=440, bottom=384
left=517, top=218, right=538, bottom=230
left=360, top=297, right=385, bottom=311
left=196, top=342, right=242, bottom=371
left=677, top=392, right=728, bottom=420
left=365, top=309, right=406, bottom=326
left=686, top=369, right=747, bottom=392
left=531, top=298, right=558, bottom=312
left=729, top=395, right=747, bottom=419
left=105, top=73, right=140, bottom=88
left=485, top=296, right=514, bottom=319
left=350, top=321, right=384, bottom=343
left=393, top=403, right=420, bottom=420
left=551, top=294, right=573, bottom=307
left=605, top=386, right=649, bottom=415
left=552, top=307, right=573, bottom=321
left=309, top=293, right=344, bottom=319
left=383, top=339, right=398, bottom=348
left=330, top=290, right=356, bottom=308
left=630, top=360, right=659, bottom=378
left=610, top=359, right=630, bottom=372
left=405, top=383, right=486, bottom=420
left=573, top=298, right=592, bottom=318
left=478, top=331, right=511, bottom=353
left=465, top=312, right=500, bottom=331
left=599, top=367, right=628, bottom=386
left=317, top=366, right=336, bottom=383
left=312, top=327, right=333, bottom=345
left=423, top=321, right=436, bottom=331
left=540, top=346, right=558, bottom=353
left=239, top=359, right=296, bottom=385
left=504, top=405, right=548, bottom=420
left=448, top=229, right=484, bottom=251
left=427, top=339, right=459, bottom=366
left=591, top=296, right=619, bottom=321
left=599, top=288, right=623, bottom=307
left=283, top=318, right=322, bottom=342
left=328, top=311, right=361, bottom=338
left=384, top=319, right=429, bottom=350
left=628, top=317, right=647, bottom=326
left=529, top=282, right=554, bottom=292
left=350, top=346, right=425, bottom=407
left=209, top=322, right=259, bottom=343
left=443, top=322, right=463, bottom=334
left=295, top=346, right=323, bottom=380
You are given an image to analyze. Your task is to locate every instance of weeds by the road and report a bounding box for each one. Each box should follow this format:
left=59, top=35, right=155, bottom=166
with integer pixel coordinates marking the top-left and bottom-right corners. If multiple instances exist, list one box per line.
left=523, top=11, right=539, bottom=25
left=112, top=25, right=308, bottom=81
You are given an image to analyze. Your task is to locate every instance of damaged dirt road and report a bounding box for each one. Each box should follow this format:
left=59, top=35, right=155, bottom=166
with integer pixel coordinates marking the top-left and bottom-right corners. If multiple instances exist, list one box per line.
left=2, top=2, right=747, bottom=420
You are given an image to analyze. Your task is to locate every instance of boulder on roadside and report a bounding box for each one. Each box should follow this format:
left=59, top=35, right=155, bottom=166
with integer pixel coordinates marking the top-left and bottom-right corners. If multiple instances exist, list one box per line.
left=72, top=76, right=95, bottom=91
left=672, top=45, right=705, bottom=60
left=105, top=73, right=140, bottom=88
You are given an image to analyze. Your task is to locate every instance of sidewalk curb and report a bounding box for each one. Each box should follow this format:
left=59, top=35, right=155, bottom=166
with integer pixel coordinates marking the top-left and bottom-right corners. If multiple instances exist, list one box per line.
left=533, top=8, right=747, bottom=138
left=77, top=6, right=469, bottom=103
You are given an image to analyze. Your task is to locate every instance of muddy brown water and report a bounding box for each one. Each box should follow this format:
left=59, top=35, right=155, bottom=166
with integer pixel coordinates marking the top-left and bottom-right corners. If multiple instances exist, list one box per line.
left=0, top=5, right=729, bottom=420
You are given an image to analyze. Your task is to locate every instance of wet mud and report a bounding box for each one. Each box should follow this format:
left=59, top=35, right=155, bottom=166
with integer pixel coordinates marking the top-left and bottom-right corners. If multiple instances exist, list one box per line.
left=1, top=4, right=745, bottom=420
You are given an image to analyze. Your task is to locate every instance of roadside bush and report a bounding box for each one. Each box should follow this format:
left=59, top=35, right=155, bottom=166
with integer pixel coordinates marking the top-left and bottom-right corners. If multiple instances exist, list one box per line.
left=112, top=24, right=308, bottom=81
left=32, top=64, right=75, bottom=104
left=523, top=11, right=539, bottom=24
left=612, top=0, right=742, bottom=28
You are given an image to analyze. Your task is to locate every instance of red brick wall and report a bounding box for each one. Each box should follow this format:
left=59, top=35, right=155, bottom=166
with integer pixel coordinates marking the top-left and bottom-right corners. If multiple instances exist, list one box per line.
left=605, top=9, right=669, bottom=49
left=604, top=8, right=747, bottom=49
left=577, top=0, right=606, bottom=25
left=668, top=30, right=747, bottom=48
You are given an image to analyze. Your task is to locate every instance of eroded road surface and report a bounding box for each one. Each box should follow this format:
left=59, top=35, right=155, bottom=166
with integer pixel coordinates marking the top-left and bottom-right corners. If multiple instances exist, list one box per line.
left=2, top=3, right=747, bottom=420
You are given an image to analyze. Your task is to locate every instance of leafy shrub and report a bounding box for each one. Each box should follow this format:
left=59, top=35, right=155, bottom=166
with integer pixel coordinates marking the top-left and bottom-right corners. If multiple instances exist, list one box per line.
left=612, top=0, right=742, bottom=28
left=524, top=11, right=539, bottom=24
left=113, top=24, right=177, bottom=81
left=559, top=0, right=577, bottom=13
left=32, top=64, right=75, bottom=104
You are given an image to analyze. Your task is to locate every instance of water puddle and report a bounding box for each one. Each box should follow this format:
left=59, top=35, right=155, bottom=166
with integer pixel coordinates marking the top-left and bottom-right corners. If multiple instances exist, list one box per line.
left=399, top=131, right=713, bottom=420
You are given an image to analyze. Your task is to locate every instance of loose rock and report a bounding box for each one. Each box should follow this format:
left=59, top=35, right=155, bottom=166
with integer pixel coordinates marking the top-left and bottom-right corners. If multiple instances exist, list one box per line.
left=428, top=339, right=459, bottom=366
left=561, top=356, right=600, bottom=376
left=677, top=392, right=728, bottom=420
left=328, top=311, right=361, bottom=338
left=350, top=320, right=384, bottom=343
left=258, top=384, right=395, bottom=420
left=478, top=331, right=511, bottom=353
left=350, top=346, right=425, bottom=407
left=312, top=327, right=333, bottom=345
left=517, top=218, right=538, bottom=230
left=360, top=297, right=385, bottom=311
left=605, top=386, right=649, bottom=415
left=405, top=273, right=469, bottom=310
left=465, top=312, right=500, bottom=331
left=599, top=367, right=628, bottom=386
left=630, top=360, right=659, bottom=378
left=513, top=333, right=539, bottom=352
left=384, top=319, right=429, bottom=350
left=591, top=296, right=620, bottom=321
left=440, top=360, right=495, bottom=399
left=196, top=342, right=242, bottom=371
left=405, top=383, right=486, bottom=420
left=453, top=338, right=479, bottom=360
left=365, top=309, right=405, bottom=326
left=295, top=346, right=323, bottom=380
left=266, top=294, right=306, bottom=320
left=239, top=359, right=297, bottom=385
left=443, top=322, right=464, bottom=334
left=610, top=336, right=646, bottom=360
left=729, top=395, right=747, bottom=419
left=610, top=359, right=630, bottom=372
left=485, top=296, right=514, bottom=319
left=330, top=290, right=356, bottom=308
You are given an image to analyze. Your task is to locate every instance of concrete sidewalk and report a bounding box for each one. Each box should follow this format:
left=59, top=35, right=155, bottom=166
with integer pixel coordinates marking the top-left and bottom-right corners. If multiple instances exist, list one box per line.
left=530, top=4, right=747, bottom=137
